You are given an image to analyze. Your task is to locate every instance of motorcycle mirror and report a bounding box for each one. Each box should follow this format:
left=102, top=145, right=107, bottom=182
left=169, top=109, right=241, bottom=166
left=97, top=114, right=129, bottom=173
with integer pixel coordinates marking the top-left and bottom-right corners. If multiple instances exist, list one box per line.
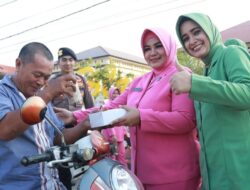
left=20, top=96, right=47, bottom=125
left=20, top=96, right=66, bottom=145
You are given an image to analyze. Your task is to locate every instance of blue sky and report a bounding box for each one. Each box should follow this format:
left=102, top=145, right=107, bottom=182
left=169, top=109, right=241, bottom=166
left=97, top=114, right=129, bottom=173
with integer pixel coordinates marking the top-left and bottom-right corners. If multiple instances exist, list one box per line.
left=0, top=0, right=249, bottom=66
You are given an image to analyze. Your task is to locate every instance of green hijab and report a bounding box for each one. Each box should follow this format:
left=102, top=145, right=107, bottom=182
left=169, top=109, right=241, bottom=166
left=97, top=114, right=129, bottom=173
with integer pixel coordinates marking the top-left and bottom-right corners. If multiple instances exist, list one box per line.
left=175, top=12, right=223, bottom=65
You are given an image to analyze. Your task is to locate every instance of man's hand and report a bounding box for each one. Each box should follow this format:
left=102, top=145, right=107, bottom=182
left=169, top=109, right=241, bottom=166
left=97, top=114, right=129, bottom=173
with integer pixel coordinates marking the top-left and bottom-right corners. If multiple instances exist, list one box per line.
left=77, top=118, right=91, bottom=132
left=55, top=117, right=91, bottom=145
left=169, top=63, right=192, bottom=95
left=39, top=74, right=77, bottom=103
left=54, top=107, right=76, bottom=125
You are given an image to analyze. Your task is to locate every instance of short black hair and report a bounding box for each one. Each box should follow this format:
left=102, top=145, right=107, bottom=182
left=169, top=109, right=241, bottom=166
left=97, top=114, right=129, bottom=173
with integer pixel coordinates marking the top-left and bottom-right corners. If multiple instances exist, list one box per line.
left=18, top=42, right=53, bottom=64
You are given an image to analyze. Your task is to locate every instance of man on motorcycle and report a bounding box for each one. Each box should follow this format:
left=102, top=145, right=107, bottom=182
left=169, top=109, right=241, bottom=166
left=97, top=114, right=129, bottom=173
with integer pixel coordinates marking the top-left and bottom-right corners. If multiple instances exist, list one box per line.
left=0, top=42, right=90, bottom=190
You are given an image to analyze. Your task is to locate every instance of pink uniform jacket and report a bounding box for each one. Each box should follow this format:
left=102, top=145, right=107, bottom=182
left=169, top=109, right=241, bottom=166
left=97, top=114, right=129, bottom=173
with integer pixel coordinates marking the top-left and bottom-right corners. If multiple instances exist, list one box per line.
left=74, top=28, right=200, bottom=185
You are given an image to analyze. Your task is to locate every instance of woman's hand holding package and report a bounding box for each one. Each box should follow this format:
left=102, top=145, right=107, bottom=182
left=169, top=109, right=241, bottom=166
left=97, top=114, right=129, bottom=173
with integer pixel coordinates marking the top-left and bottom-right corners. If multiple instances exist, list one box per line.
left=111, top=105, right=140, bottom=127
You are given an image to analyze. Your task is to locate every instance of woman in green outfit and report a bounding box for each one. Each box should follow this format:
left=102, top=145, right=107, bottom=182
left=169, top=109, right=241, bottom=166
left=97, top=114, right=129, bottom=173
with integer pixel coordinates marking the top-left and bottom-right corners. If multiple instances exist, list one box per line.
left=170, top=12, right=250, bottom=190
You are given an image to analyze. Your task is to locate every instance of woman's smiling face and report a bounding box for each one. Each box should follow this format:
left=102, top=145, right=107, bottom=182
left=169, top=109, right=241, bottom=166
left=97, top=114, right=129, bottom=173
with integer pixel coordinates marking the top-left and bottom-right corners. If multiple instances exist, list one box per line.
left=180, top=20, right=210, bottom=59
left=143, top=34, right=167, bottom=69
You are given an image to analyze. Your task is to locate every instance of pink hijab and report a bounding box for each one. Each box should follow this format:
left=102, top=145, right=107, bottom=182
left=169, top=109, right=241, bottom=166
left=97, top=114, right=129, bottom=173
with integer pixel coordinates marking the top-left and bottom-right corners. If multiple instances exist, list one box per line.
left=141, top=28, right=177, bottom=76
left=108, top=86, right=120, bottom=100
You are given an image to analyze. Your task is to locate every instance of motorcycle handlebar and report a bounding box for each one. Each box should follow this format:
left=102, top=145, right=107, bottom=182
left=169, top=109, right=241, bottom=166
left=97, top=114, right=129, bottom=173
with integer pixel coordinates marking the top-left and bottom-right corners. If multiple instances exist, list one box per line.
left=21, top=152, right=54, bottom=166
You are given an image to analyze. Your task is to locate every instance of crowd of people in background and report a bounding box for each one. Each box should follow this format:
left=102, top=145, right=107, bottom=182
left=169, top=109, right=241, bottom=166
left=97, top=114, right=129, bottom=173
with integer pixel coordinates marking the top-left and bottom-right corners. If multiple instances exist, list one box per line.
left=0, top=11, right=249, bottom=190
left=101, top=87, right=129, bottom=167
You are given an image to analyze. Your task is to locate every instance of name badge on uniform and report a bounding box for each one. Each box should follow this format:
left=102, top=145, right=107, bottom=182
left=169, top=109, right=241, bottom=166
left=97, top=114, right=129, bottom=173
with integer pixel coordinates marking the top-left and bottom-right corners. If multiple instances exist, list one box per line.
left=133, top=87, right=142, bottom=92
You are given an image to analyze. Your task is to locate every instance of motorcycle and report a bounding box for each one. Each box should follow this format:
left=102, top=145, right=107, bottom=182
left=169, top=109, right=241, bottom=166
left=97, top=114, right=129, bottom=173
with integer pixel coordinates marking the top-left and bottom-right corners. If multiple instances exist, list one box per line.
left=20, top=96, right=144, bottom=190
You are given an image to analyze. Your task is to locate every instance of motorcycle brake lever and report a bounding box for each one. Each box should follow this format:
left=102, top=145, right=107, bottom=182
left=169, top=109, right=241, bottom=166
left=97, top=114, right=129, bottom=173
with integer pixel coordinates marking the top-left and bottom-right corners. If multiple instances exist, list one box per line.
left=47, top=157, right=71, bottom=168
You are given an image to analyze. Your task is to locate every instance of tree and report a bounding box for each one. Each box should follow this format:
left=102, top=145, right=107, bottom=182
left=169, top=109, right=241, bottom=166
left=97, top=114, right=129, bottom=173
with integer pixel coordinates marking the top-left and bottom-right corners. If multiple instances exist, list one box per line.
left=177, top=49, right=204, bottom=75
left=76, top=59, right=134, bottom=99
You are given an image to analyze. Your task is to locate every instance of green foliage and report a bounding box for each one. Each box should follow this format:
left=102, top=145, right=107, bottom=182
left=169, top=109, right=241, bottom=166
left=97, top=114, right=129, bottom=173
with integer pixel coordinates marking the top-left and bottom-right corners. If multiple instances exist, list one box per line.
left=177, top=49, right=204, bottom=75
left=126, top=72, right=134, bottom=78
left=76, top=58, right=134, bottom=98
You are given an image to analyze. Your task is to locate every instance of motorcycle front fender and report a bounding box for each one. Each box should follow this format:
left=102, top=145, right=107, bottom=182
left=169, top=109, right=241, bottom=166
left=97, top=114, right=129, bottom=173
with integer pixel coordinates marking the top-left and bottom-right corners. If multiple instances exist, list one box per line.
left=78, top=158, right=117, bottom=189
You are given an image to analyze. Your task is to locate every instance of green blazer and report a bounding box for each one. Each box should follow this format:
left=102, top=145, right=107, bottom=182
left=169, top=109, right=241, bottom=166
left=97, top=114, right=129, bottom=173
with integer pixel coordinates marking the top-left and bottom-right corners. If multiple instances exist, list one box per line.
left=176, top=13, right=250, bottom=190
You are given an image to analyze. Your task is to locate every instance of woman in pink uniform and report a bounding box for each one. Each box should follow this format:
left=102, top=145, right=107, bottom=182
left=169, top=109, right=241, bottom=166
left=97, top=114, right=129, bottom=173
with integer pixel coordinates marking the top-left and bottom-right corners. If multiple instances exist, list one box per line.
left=101, top=87, right=128, bottom=166
left=57, top=28, right=200, bottom=190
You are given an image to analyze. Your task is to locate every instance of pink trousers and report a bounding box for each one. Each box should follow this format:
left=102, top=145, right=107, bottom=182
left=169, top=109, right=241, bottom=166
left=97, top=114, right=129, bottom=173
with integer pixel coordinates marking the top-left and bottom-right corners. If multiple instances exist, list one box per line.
left=115, top=141, right=127, bottom=166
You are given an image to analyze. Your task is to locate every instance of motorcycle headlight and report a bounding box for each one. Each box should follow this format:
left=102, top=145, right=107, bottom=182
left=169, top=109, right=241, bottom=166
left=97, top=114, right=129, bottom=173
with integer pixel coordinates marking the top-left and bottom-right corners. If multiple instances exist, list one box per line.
left=110, top=165, right=144, bottom=190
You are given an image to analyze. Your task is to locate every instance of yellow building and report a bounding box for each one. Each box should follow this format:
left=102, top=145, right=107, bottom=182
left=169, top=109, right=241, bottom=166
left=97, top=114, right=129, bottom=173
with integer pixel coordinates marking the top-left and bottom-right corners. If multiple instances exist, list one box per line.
left=53, top=46, right=151, bottom=77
